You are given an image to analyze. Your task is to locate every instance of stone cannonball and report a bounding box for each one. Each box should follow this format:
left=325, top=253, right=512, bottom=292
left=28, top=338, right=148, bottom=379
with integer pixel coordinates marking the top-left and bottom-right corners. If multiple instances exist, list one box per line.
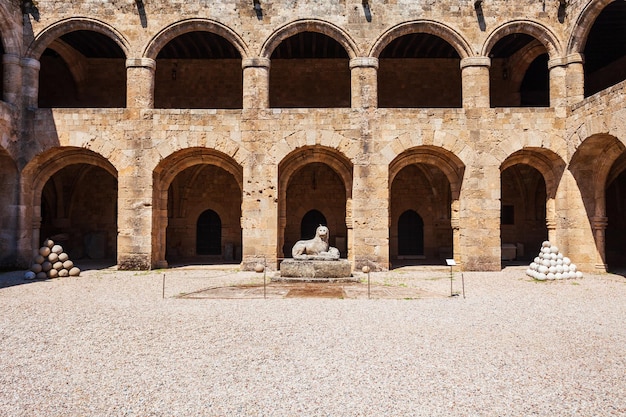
left=41, top=261, right=52, bottom=272
left=48, top=252, right=59, bottom=263
left=63, top=260, right=74, bottom=270
left=34, top=255, right=45, bottom=264
left=69, top=267, right=81, bottom=277
left=48, top=269, right=59, bottom=279
left=53, top=261, right=64, bottom=271
left=24, top=271, right=36, bottom=280
left=58, top=269, right=69, bottom=278
left=43, top=239, right=55, bottom=248
left=31, top=263, right=42, bottom=273
left=51, top=244, right=63, bottom=254
left=39, top=246, right=51, bottom=257
left=58, top=252, right=69, bottom=262
left=36, top=272, right=47, bottom=280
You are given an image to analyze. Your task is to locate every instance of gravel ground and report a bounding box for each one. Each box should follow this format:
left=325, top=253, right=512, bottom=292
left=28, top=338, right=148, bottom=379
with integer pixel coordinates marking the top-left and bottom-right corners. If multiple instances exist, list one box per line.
left=1, top=265, right=625, bottom=416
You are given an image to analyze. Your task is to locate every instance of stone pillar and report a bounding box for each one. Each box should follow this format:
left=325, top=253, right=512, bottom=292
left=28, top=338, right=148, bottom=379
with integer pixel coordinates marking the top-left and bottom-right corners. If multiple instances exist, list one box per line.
left=461, top=57, right=491, bottom=109
left=350, top=57, right=378, bottom=109
left=351, top=163, right=389, bottom=271
left=591, top=216, right=608, bottom=271
left=3, top=54, right=21, bottom=105
left=459, top=159, right=501, bottom=271
left=117, top=165, right=154, bottom=270
left=241, top=155, right=279, bottom=270
left=565, top=53, right=585, bottom=106
left=242, top=57, right=270, bottom=109
left=126, top=58, right=155, bottom=109
left=548, top=57, right=567, bottom=115
left=21, top=57, right=40, bottom=109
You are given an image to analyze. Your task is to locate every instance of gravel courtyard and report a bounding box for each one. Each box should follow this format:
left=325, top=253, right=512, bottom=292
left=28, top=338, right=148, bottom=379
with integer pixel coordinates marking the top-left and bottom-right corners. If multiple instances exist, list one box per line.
left=1, top=265, right=625, bottom=416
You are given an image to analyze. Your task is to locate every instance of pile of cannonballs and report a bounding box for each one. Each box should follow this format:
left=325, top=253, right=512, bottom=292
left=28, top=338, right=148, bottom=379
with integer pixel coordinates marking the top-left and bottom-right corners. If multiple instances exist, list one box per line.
left=526, top=241, right=583, bottom=281
left=24, top=239, right=81, bottom=280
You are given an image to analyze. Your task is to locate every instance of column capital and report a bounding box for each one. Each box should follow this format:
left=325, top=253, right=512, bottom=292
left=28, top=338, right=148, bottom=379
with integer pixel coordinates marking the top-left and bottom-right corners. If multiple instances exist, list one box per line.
left=591, top=216, right=608, bottom=230
left=460, top=56, right=490, bottom=69
left=21, top=57, right=40, bottom=70
left=126, top=58, right=156, bottom=69
left=349, top=57, right=379, bottom=69
left=3, top=53, right=20, bottom=65
left=242, top=57, right=271, bottom=69
left=548, top=53, right=585, bottom=69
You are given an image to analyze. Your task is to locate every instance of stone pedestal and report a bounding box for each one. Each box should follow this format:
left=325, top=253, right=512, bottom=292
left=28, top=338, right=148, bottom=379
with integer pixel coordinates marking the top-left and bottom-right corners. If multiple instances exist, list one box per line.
left=276, top=259, right=355, bottom=282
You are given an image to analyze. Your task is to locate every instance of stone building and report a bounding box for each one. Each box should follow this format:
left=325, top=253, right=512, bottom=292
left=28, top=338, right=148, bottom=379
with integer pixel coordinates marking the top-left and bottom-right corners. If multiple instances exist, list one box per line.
left=0, top=0, right=624, bottom=272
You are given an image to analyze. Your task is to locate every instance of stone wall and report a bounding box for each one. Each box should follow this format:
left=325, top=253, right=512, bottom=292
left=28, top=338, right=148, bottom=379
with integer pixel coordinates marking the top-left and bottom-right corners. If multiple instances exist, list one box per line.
left=0, top=0, right=624, bottom=272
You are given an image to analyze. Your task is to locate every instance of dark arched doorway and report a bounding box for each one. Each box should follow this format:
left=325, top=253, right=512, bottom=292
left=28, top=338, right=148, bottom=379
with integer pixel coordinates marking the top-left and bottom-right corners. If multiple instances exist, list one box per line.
left=606, top=164, right=626, bottom=269
left=398, top=210, right=424, bottom=256
left=196, top=209, right=221, bottom=255
left=300, top=209, right=327, bottom=240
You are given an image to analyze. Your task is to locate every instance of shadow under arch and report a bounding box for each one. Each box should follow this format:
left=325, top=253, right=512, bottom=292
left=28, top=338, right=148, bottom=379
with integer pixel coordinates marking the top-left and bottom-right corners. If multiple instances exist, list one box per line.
left=369, top=20, right=473, bottom=59
left=499, top=148, right=566, bottom=263
left=389, top=146, right=465, bottom=266
left=278, top=146, right=353, bottom=260
left=567, top=0, right=615, bottom=55
left=260, top=19, right=359, bottom=59
left=20, top=147, right=118, bottom=270
left=143, top=17, right=249, bottom=60
left=481, top=19, right=563, bottom=60
left=25, top=17, right=130, bottom=60
left=152, top=147, right=243, bottom=268
left=0, top=146, right=19, bottom=269
left=569, top=134, right=626, bottom=269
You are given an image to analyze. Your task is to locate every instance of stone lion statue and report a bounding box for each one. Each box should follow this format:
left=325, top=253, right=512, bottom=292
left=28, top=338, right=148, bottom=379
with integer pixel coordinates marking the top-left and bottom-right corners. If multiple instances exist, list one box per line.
left=291, top=225, right=340, bottom=260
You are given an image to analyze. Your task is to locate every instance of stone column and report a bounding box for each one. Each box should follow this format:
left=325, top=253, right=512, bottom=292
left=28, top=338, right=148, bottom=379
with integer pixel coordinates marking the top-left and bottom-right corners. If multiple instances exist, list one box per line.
left=240, top=155, right=279, bottom=270
left=3, top=54, right=21, bottom=105
left=242, top=57, right=270, bottom=109
left=351, top=163, right=389, bottom=271
left=591, top=216, right=608, bottom=271
left=458, top=159, right=501, bottom=271
left=548, top=57, right=567, bottom=115
left=350, top=57, right=378, bottom=109
left=565, top=53, right=585, bottom=106
left=461, top=57, right=491, bottom=109
left=117, top=164, right=154, bottom=270
left=21, top=57, right=40, bottom=109
left=126, top=58, right=155, bottom=109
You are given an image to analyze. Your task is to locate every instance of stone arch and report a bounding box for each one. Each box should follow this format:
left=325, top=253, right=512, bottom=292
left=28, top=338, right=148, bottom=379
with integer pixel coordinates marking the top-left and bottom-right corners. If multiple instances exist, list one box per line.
left=389, top=146, right=465, bottom=200
left=23, top=147, right=118, bottom=204
left=389, top=146, right=465, bottom=265
left=152, top=148, right=244, bottom=266
left=567, top=0, right=615, bottom=54
left=19, top=147, right=118, bottom=265
left=278, top=146, right=353, bottom=259
left=500, top=148, right=565, bottom=259
left=369, top=20, right=472, bottom=59
left=271, top=129, right=360, bottom=167
left=260, top=19, right=359, bottom=59
left=482, top=20, right=563, bottom=59
left=569, top=134, right=626, bottom=268
left=143, top=18, right=249, bottom=60
left=500, top=148, right=566, bottom=200
left=26, top=17, right=130, bottom=60
left=154, top=131, right=247, bottom=170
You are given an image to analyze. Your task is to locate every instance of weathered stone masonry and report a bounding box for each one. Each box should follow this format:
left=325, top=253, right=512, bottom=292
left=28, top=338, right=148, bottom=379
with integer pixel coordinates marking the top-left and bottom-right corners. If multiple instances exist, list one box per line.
left=0, top=0, right=624, bottom=272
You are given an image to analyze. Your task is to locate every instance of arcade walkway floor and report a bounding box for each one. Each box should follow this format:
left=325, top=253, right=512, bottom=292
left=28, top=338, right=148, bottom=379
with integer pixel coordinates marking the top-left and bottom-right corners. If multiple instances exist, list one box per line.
left=1, top=265, right=625, bottom=416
